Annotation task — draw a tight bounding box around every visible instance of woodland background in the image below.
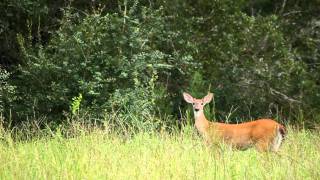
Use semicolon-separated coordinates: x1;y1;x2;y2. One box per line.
1;0;320;129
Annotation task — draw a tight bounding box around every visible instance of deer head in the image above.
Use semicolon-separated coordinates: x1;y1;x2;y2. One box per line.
183;92;213;117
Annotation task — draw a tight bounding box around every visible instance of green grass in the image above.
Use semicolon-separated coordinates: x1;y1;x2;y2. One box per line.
0;126;319;179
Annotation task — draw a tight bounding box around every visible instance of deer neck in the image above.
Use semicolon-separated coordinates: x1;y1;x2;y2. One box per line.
194;110;210;135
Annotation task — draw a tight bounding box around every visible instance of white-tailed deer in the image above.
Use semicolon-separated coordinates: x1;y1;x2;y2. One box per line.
183;92;286;152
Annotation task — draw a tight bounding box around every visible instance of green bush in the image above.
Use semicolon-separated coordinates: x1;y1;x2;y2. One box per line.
0;67;15;114
4;0;320;127
14;6;196;123
164;1;315;122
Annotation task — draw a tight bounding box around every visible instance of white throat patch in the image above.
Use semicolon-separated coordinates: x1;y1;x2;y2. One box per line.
194;110;203;118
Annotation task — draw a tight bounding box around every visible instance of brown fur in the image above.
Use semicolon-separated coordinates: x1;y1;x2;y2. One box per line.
183;92;286;152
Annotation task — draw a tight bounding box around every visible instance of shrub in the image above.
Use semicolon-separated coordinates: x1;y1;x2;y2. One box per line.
167;1;312;122
0;67;15;115
8;1;320;127
14;6;196;124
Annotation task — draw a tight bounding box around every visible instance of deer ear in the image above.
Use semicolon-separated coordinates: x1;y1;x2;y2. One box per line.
203;93;213;104
183;92;194;103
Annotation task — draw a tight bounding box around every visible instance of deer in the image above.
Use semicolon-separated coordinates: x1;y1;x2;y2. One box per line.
183;92;286;152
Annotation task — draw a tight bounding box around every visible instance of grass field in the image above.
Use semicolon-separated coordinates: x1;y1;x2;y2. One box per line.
0;125;319;179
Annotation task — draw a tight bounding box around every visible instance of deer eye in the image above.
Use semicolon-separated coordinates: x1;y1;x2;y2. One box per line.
201;103;204;105
192;103;195;105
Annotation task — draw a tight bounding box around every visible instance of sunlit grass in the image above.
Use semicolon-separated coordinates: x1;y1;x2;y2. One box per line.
0;125;319;179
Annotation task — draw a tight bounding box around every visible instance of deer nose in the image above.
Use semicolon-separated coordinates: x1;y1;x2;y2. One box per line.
194;108;199;112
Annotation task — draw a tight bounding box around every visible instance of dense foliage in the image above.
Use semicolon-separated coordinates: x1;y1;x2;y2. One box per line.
0;67;15;114
1;0;319;127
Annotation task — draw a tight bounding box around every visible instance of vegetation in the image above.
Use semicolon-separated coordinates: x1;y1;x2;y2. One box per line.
1;1;319;178
0;0;319;127
0;121;319;179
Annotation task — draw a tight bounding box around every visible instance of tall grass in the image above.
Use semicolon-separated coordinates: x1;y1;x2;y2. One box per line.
0;120;319;179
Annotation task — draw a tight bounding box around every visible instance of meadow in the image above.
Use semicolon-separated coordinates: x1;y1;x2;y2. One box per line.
1;1;320;179
0;123;319;179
